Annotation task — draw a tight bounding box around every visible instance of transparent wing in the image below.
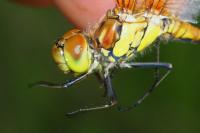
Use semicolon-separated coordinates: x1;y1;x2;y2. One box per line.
114;0;200;23
163;0;200;23
178;0;200;23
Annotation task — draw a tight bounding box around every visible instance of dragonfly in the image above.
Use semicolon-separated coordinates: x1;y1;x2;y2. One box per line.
31;0;200;116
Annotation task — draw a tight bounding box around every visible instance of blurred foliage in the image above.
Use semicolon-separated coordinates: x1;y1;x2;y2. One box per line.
0;1;200;133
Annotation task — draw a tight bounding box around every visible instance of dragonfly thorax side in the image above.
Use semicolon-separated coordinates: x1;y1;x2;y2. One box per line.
95;9;169;62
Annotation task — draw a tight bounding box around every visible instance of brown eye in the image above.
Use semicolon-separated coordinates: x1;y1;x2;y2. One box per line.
64;34;86;60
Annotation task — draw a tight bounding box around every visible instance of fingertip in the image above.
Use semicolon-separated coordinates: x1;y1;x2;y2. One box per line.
54;0;115;29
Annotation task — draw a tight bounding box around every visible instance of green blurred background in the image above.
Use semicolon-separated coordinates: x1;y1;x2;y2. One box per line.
1;1;200;133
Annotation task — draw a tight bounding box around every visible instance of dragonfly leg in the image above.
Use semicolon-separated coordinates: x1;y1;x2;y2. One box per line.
118;62;172;112
94;72;107;97
155;42;160;81
29;73;89;89
66;74;118;117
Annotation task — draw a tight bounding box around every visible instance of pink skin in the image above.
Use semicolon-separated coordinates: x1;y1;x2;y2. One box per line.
14;0;115;29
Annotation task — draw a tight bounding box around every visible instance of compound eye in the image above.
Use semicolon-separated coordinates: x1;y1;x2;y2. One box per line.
65;34;85;60
52;43;69;73
63;32;92;73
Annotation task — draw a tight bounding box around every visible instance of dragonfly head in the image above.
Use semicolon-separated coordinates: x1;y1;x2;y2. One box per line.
52;29;93;74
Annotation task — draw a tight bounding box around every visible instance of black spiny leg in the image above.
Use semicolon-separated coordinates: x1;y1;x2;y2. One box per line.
29;73;89;89
66;74;118;117
104;74;118;104
118;62;172;112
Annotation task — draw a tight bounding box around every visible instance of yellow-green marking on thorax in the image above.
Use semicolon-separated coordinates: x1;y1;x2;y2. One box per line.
113;21;147;57
137;16;164;52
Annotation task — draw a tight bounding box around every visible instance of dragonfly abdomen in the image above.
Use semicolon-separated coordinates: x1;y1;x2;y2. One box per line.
167;19;200;42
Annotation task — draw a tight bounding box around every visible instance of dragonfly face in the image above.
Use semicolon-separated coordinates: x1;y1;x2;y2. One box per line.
32;0;200;116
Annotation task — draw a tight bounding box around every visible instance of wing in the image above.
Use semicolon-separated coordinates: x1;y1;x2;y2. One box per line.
115;0;200;23
178;0;200;23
